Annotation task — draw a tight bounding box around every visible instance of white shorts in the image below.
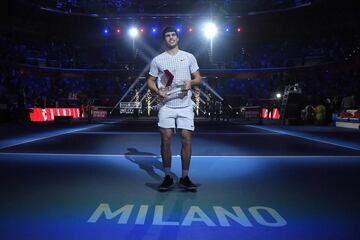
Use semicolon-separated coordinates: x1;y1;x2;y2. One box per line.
158;105;194;131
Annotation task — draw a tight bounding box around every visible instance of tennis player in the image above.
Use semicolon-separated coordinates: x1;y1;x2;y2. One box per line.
147;26;201;191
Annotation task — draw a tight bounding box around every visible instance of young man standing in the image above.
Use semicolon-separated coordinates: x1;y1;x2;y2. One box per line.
147;26;201;191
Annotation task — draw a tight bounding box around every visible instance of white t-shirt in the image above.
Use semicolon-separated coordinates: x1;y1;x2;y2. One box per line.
149;50;199;108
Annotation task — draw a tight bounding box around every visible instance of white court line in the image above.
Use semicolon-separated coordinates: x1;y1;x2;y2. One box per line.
0;152;359;158
246;125;360;151
0;124;103;150
75;131;158;135
74;131;281;135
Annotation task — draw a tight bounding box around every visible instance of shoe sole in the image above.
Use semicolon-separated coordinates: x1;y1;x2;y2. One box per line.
158;184;174;192
179;183;197;191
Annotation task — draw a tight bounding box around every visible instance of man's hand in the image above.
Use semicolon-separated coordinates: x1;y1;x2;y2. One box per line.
183;80;192;90
157;88;166;98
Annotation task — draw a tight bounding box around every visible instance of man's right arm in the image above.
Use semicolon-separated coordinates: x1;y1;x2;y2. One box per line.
147;75;166;98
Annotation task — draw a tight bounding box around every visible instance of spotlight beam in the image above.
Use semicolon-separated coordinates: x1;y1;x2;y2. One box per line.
201;78;224;101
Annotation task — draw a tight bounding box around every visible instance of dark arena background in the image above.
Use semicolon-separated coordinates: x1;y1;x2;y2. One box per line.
1;1;360;239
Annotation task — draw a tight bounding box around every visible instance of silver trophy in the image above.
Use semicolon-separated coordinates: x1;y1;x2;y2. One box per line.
161;69;186;97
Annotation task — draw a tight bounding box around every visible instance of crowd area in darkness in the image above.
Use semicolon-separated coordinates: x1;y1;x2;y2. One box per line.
0;2;359;123
1;32;358;70
0;59;358;123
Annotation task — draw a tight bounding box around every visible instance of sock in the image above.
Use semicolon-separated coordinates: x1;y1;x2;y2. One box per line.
164;168;171;177
182;170;189;178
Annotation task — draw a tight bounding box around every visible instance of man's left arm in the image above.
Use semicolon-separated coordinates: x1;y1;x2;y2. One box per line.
183;70;201;90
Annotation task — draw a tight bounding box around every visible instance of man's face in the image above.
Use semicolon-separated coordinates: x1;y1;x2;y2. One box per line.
164;31;179;49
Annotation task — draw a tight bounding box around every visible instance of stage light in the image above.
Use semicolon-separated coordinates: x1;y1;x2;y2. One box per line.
225;27;230;32
176;28;181;33
104;28;109;34
276;93;282;99
140;27;145;33
116;28;121;33
129;27;139;38
152;28;157;33
236;27;241;32
203;22;218;39
188;27;193;33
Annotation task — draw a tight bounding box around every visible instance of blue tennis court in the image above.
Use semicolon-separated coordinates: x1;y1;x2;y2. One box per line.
1;119;359;240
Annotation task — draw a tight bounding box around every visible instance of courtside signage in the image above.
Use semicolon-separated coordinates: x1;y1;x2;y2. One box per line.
29;108;80;122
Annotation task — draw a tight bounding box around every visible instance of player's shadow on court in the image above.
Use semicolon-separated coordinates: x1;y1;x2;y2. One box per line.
124;148;178;190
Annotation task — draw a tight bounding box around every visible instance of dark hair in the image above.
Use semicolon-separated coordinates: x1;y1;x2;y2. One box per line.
162;26;178;39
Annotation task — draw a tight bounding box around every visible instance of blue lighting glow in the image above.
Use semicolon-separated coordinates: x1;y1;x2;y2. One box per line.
104;28;109;34
152;28;157;33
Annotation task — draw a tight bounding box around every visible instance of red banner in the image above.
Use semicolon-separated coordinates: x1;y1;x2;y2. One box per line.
262;108;280;120
29;108;80;122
